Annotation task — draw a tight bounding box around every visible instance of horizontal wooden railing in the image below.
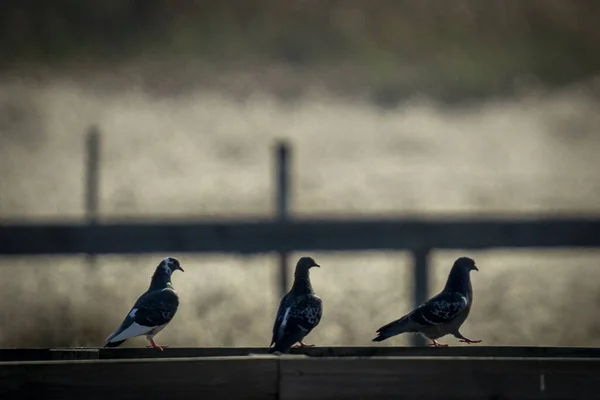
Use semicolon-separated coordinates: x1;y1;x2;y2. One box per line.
2;217;600;254
1;347;600;400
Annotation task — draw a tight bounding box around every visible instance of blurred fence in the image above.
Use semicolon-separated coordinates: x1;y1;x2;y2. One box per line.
2;127;600;346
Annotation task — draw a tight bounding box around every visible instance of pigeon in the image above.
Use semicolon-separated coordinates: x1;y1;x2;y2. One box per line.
103;257;184;350
269;256;323;354
372;256;481;347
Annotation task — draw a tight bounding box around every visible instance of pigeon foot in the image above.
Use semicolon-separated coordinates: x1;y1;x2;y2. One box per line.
146;338;164;351
145;345;167;350
459;338;482;344
427;340;449;347
291;341;315;349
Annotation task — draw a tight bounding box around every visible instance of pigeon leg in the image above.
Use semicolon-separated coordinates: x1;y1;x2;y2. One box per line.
427;340;449;347
455;332;482;344
146;338;164;351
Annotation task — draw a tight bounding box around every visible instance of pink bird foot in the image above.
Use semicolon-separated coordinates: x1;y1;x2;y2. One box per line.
291;341;315;349
459;338;482;344
146;338;164;351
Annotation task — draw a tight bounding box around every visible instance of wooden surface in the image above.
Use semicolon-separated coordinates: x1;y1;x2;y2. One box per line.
0;348;100;362
280;356;600;400
2;346;600;362
2;218;600;255
0;356;278;400
1;353;599;400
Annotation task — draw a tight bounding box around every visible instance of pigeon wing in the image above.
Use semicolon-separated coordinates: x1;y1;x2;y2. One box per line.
410;291;468;327
270;292;293;347
105;288;180;346
133;287;180;327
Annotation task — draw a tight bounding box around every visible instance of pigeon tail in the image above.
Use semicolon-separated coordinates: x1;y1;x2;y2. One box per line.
372;315;413;342
268;345;285;354
103;340;125;348
269;340;296;354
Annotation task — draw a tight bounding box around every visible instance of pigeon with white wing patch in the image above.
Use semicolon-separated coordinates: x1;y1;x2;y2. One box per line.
372;256;481;347
269;256;323;354
103;257;184;350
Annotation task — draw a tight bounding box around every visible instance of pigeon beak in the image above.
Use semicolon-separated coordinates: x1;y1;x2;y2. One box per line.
177;266;185;272
473;265;479;272
313;263;320;268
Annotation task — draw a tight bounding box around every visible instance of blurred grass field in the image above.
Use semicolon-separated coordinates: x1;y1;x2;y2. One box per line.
2;250;600;348
1;80;600;348
2;1;600;103
1;1;600;348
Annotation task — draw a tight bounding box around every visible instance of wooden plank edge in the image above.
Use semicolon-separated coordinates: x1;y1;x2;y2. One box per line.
2;346;600;362
2;354;600;367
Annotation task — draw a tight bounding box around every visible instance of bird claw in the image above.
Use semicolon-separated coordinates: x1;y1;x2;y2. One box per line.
146;338;164;351
428;342;449;347
459;339;482;344
291;341;315;349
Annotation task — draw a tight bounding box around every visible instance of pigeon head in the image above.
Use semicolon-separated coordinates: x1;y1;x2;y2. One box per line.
443;256;477;294
292;256;320;294
159;257;185;274
294;256;320;277
150;257;184;288
454;257;478;272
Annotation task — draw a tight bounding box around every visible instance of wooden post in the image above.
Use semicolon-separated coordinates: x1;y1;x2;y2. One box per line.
85;126;100;268
411;249;430;347
275;141;290;299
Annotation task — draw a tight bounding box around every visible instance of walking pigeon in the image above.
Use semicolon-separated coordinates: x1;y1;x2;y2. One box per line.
269;256;323;354
372;256;481;347
103;257;184;350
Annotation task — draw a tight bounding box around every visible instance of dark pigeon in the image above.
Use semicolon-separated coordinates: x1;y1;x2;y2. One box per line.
104;257;184;350
372;256;481;347
269;256;323;354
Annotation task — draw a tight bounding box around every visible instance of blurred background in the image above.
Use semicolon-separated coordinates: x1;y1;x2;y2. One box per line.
1;0;600;348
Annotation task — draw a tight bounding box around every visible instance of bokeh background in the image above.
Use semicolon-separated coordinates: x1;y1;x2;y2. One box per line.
1;0;600;348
